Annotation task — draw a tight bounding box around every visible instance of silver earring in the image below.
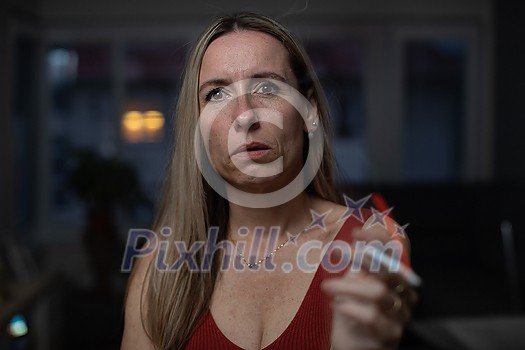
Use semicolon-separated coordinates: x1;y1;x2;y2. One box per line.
308;121;317;138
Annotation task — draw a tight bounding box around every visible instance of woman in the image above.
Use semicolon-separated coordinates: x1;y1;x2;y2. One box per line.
122;12;417;350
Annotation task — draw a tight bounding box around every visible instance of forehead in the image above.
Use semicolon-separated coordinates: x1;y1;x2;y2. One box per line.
199;30;294;82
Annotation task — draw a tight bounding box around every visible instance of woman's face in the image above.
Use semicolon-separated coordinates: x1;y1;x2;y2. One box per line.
198;30;315;194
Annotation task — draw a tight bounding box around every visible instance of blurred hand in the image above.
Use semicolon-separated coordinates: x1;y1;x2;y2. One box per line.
322;217;418;350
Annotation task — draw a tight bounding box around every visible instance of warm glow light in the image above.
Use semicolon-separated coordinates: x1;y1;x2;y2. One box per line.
122;111;144;132
143;110;165;131
121;109;165;143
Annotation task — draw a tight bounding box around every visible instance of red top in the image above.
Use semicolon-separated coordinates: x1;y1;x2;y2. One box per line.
184;214;408;349
186;209;409;350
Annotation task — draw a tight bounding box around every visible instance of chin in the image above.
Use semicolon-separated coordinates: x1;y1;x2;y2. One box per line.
228;169;304;194
229;174;281;193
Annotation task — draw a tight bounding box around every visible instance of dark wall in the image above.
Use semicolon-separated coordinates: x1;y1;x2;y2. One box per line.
0;1;15;235
344;3;525;312
344;182;525;317
495;0;525;182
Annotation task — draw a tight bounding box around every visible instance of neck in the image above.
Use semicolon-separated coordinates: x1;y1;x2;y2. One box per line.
228;192;314;239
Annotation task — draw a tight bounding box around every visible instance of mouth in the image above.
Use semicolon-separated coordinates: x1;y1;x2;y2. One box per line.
231;141;272;158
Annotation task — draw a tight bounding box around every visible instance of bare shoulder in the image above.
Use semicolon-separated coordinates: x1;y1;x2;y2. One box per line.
121;253;155;350
313;195;412;258
359;207;412;263
309;196;349;239
311;196;348;222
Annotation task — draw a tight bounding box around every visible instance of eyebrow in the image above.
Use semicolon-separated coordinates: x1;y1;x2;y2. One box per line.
198;72;288;94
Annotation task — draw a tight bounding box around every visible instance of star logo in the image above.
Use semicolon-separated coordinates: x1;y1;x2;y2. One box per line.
309;209;331;231
392;223;409;239
286;232;299;246
339;194;372;223
364;207;393;230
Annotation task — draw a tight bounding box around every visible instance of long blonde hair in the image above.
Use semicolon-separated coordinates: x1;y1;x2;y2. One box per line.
144;12;337;349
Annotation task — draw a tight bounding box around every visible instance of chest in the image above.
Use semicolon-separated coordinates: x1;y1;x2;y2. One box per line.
207;218;348;349
209;257;319;349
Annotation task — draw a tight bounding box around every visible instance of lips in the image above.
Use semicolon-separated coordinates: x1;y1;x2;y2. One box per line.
231;141;271;156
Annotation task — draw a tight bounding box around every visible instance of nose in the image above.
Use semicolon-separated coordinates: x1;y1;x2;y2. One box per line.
233;95;260;132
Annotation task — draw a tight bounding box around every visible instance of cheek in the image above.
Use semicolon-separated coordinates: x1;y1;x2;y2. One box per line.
282;114;305;157
207;118;232;160
199;102;233;149
283;111;306;141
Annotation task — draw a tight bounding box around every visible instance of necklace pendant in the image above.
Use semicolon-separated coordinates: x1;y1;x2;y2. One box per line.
239;223;315;270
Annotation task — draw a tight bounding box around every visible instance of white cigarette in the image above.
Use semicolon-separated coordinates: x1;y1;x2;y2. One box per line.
363;246;422;287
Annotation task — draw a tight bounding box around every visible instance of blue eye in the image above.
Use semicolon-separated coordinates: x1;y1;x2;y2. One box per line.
205;87;226;102
255;82;279;95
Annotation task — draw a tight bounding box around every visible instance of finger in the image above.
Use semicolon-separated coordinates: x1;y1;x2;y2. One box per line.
332;297;404;346
363;267;418;308
322;274;387;304
364;269;418;313
385;289;412;324
384;271;418;308
349;232;405;273
322;276;413;323
346;240;420;293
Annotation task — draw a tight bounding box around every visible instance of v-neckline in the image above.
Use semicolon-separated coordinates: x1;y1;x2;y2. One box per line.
208;217;354;349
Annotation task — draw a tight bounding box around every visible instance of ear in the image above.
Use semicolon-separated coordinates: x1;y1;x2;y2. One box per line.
303;87;319;133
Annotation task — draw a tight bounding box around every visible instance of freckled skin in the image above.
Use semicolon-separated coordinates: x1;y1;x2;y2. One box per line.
199;31;307;194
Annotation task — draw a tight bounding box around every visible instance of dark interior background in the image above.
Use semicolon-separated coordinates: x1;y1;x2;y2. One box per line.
1;0;524;349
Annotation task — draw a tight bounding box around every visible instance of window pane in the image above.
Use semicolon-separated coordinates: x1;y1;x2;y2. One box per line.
121;43;186;199
306;40;366;183
47;44;114;221
403;39;465;182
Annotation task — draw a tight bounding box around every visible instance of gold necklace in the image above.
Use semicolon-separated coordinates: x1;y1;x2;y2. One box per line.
238;224;316;269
